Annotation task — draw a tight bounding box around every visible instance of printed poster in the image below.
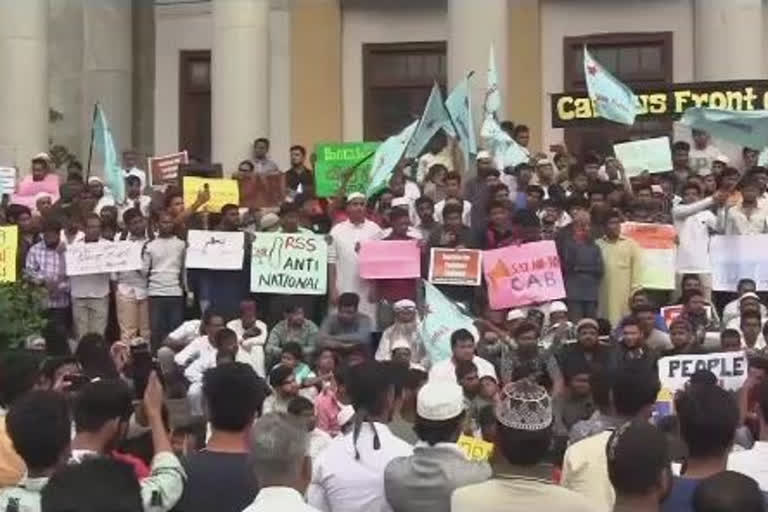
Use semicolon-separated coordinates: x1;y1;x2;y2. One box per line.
250;233;327;295
428;248;482;286
621;222;677;290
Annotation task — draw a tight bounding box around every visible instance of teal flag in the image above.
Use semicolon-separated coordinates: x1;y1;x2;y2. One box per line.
446;75;478;171
420;280;479;364
584;46;637;126
680;107;768;150
484;44;501;119
404;83;455;159
93;104;125;203
366;120;418;198
480;114;528;169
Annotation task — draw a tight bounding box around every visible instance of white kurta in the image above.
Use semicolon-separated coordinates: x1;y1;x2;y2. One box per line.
328;219;382;325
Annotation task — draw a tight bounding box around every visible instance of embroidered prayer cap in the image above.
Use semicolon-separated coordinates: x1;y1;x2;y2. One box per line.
495;380;552;432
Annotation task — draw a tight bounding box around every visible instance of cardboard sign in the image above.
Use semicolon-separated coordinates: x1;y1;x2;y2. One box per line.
148;151;188;186
65;241;143;276
621;222;677;290
658;351;748;393
238;172;286;209
711;234;768;291
661;304;713;327
457;435;494;462
250;233;327;295
0;167;16;197
482;241;565;310
182;177;240;213
428;248;482;286
551;79;768;127
314;142;380;198
358;240;420;279
185;230;244;270
613;137;673;176
0;225;18;282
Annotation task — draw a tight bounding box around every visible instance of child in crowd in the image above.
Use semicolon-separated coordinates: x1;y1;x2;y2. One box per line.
263;364;300;414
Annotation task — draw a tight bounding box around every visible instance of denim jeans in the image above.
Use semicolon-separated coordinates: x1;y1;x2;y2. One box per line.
149;296;184;352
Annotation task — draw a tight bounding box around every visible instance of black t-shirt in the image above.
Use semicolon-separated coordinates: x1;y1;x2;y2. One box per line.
174;451;257;512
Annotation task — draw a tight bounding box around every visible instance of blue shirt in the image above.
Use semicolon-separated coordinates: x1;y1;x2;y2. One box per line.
661;476;701;512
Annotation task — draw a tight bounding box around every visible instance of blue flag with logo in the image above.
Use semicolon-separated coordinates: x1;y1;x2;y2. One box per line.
584;46;637;126
681;107;768;151
366;120;418;198
420;280;479;364
404;83;455;160
93;104;125;204
446;75;478;171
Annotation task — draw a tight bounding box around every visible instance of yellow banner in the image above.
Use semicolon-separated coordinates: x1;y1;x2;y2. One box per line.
457;434;494;462
183;177;240;213
0;225;18;283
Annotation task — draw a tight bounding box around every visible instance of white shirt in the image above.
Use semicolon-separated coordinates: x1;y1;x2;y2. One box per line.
723;299;768;327
125;167;148;190
728;441;768;491
416;150;453;183
428;356;497;383
722;204;768;235
116;235;149;300
174;334;213;367
243;486;320;512
183;347;254;383
328;220;382;322
117;195;152;224
94;193;116;214
725;317;768;350
673;197;718;273
308;422;413;512
434;199;472;227
226;318;268;377
689;145;720;175
309;428;333;460
168;319;202;346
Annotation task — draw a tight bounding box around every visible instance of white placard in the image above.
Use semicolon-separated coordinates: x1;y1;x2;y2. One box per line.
65;241;143;276
0;167;16;196
658;351;748;393
711;234;768;291
186;230;244;270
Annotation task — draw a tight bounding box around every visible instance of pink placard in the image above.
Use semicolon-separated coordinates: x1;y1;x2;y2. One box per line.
359;240;421;279
482;240;565;310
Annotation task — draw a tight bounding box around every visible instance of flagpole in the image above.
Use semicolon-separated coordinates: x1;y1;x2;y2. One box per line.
85;103;98;182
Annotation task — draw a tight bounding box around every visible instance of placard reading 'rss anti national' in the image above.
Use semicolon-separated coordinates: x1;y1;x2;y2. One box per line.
250;233;327;295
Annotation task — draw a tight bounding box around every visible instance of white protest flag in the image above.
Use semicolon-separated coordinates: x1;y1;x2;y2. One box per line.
366;120;418;198
420;280;479;364
445;74;478;170
484;45;501;119
404;83;456;160
584;46;638;126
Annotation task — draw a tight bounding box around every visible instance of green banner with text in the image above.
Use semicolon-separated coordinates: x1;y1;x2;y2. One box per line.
314;142;380;198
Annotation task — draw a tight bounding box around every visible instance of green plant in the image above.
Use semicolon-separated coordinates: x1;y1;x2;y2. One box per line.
0;281;47;351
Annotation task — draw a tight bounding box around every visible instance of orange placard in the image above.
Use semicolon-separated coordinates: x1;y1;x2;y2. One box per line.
428;248;482;286
621;222;677;250
148;151;188;186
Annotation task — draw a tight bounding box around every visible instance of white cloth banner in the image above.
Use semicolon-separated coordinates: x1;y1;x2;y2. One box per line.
185;230;244;270
658;351;747;392
711;234;768;291
65;241;142;276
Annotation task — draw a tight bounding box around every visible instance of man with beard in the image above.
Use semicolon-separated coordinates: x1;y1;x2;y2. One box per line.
25;217;71;355
375;300;427;367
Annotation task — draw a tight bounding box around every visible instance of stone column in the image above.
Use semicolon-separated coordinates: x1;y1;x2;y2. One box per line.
81;0;133;161
447;0;509;131
0;0;49;168
133;0;156;158
694;0;765;80
212;0;269;173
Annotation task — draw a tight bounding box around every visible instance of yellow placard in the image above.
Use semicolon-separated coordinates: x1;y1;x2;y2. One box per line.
0;225;18;283
457;434;494;462
183;177;240;213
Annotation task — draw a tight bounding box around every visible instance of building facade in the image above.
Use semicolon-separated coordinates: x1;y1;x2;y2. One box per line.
1;0;766;175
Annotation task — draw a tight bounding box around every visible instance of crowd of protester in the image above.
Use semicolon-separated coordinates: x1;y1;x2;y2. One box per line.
2;124;768;512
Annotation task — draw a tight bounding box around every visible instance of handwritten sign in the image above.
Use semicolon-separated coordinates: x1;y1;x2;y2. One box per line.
250;233;327;295
0;225;18;282
428;248;482;286
183;177;240;213
314;142;380;198
359;240;420;279
658;351;747;392
621;222;677;290
65;241;143;276
710;235;768;291
238;172;286;209
482;241;565;310
613;136;673;176
186;230;244;270
457;435;494;462
0;167;16;197
148;151;188;186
